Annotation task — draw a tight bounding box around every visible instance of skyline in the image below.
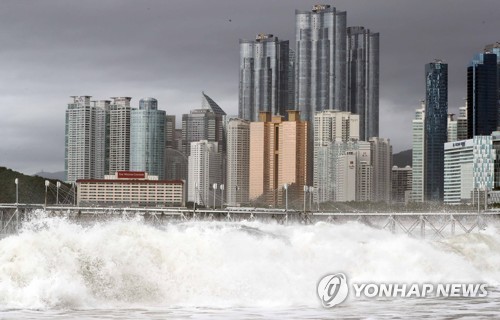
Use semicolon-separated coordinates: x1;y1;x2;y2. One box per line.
1;0;500;174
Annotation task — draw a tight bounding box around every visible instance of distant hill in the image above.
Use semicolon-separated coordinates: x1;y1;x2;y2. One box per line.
34;170;66;181
0;167;67;204
393;149;412;168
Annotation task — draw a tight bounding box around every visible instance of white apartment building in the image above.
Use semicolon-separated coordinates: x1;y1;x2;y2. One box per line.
314;110;361;202
65;96;106;182
108;97;131;174
188;140;223;207
411;101;425;202
316;140;372;202
447;113;457;143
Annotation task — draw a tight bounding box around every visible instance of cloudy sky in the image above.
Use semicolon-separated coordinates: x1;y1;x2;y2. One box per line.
0;0;499;175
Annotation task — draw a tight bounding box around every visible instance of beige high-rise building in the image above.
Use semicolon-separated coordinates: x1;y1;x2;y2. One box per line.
334;141;372;202
336;151;357;202
226;118;250;206
369;137;392;202
249;111;308;208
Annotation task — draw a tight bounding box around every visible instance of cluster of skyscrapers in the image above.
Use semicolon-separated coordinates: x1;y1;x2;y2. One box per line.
65;96;166;182
239;4;379;141
65;4;395;208
233;4;390;207
409;42;500;204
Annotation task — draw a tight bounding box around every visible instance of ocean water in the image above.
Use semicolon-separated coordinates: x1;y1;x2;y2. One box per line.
0;211;499;319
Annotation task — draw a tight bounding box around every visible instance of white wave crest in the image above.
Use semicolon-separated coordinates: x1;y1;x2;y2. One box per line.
0;213;499;309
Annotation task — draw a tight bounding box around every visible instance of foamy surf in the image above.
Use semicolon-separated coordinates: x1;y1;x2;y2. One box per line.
0;210;499;310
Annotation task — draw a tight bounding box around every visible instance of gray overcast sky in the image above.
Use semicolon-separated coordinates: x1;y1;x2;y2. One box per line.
0;0;499;174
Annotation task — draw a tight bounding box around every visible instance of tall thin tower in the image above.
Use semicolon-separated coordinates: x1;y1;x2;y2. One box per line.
130;98;166;178
295;4;347;123
347;26;379;140
411;101;425;202
239;34;289;121
424;60;448;201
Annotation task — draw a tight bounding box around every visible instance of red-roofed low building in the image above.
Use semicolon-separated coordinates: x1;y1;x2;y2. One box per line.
76;171;184;207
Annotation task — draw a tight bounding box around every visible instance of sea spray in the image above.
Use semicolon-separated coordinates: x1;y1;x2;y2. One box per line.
0;211;499;309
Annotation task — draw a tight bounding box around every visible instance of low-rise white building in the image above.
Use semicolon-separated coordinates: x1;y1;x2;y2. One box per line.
77;171;184;207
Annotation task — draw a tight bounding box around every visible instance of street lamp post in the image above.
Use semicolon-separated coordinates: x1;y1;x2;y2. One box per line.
485;186;488;211
309;186;314;211
14;178;19;205
235;185;239;206
213;183;218;209
477;187;480;213
14;178;19;231
284;184;288;212
194;182;198;211
44;180;50;208
56;181;61;205
316;187;320;211
220;184;225;209
303;185;307;213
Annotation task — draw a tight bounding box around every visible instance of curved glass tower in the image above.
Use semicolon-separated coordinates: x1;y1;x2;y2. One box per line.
239;34;289;122
130;98;166;178
347;26;379;140
424;61;448;201
295;4;347;122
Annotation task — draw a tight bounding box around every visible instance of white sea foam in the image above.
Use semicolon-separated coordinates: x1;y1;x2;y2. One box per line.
0;210;499;309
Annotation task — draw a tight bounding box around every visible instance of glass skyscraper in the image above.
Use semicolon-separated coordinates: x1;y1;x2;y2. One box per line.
484;42;500;130
182;93;226;156
130;98;166;179
239;34;290;122
424;61;448;201
467;52;498;138
295;4;347;123
347;26;379;140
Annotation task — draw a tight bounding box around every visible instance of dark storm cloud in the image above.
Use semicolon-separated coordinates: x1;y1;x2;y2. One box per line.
1;0;499;174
